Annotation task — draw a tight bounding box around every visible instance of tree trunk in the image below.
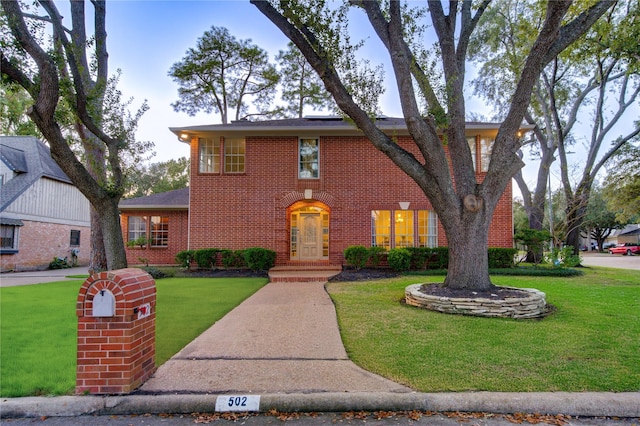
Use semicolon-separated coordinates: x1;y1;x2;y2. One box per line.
88;207;108;274
441;204;493;291
97;199;127;271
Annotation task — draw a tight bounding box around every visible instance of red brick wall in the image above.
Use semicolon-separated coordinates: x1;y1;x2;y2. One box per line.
1;220;90;272
119;210;189;266
186;134;513;265
76;268;156;394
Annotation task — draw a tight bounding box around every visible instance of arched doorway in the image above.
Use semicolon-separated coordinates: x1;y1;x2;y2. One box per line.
289;203;329;261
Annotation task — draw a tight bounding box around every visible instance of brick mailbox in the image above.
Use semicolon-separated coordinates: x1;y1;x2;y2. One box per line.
76;268;156;394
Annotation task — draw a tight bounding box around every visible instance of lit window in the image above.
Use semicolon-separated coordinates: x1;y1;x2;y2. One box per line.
371;210;391;250
128;216;147;242
480;138;494;172
394;210;414;248
224;138;245;173
150;216;169;247
299;138;319;179
199;138;220;173
418;210;438;248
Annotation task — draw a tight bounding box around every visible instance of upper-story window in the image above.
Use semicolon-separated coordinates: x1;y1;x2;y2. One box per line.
467;136;477;171
199;138;220;173
299;137;319;179
480;138;494;172
224;138;245;173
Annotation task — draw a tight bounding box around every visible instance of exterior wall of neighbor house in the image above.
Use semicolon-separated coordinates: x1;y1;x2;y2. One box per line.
1;177;91;272
186;133;513;266
119;209;189;266
0;220;91;272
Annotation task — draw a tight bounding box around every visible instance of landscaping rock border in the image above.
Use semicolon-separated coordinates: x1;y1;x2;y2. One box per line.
404;284;547;319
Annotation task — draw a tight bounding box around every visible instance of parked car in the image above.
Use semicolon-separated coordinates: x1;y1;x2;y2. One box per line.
608;243;640;255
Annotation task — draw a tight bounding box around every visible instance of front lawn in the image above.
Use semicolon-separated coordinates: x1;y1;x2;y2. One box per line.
326;266;640;392
0;277;267;397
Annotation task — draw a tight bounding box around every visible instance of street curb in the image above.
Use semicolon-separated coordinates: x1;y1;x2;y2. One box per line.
2;392;639;419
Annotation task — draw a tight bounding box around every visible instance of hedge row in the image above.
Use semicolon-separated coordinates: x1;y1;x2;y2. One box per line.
175;247;276;272
344;246;518;272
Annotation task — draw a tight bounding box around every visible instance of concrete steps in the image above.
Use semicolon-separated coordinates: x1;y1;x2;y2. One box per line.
268;262;342;283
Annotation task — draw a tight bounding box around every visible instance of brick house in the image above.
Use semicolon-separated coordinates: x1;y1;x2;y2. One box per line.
119;187;189;266
120;116;516;267
1;136;91;272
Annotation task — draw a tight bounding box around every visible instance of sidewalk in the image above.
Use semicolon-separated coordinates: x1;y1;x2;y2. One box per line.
0;267;89;287
1;271;639;419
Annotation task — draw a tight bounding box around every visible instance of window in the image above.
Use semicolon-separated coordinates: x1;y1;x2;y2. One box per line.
371;210;391;250
150;216;169;247
1;225;18;252
224;138;245;173
128;216;147;242
480;138;494;172
199;138;220;173
467;136;477;171
418;210;438;248
70;230;81;246
394;210;414;248
371;209;438;250
299;138;319;179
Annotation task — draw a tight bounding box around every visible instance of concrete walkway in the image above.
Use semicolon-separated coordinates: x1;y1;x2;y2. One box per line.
140;280;411;394
0;267;90;287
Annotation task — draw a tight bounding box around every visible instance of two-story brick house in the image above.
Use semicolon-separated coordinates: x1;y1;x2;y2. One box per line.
120;116;516;267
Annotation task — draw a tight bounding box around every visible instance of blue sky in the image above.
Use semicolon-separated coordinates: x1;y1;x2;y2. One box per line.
97;1;636;196
105;1;296;162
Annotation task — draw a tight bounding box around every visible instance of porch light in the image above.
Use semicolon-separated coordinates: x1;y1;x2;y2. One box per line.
399;201;410;210
179;133;189;141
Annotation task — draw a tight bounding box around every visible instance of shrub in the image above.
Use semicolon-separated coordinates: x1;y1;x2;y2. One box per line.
344;245;370;270
368;246;386;268
194;248;220;269
488;248;518;268
143;267;167;279
48;257;70;270
221;250;246;268
388;248;411;272
406;247;430;270
175;250;195;269
126;236;149;249
429;247;449;269
243;247;276;271
547;246;582;268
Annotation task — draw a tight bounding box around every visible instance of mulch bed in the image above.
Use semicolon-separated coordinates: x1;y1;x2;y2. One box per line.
416;283;530;300
328;268;400;282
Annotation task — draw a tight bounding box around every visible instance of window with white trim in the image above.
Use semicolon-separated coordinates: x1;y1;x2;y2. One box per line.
150;216;169;247
394;210;414;248
299;138;319;179
371;210;391;250
199;138;220;173
480;137;494;172
128;216;147;242
467;136;477;171
224;138;245;173
418;210;438;248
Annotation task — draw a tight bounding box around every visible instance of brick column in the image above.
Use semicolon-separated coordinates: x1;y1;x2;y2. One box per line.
76;268;156;394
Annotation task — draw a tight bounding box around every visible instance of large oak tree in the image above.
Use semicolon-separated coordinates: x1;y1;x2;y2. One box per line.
252;0;614;290
1;0;142;271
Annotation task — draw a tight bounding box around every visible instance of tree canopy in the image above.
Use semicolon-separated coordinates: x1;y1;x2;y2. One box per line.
252;0;613;290
169;26;280;123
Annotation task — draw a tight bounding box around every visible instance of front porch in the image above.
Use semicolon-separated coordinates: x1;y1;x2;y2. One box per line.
268;261;342;283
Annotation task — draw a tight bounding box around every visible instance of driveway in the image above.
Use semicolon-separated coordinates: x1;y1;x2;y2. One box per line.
0;267;89;287
580;252;640;271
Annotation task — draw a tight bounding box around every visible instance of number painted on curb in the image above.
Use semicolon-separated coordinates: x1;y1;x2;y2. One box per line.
215;395;260;412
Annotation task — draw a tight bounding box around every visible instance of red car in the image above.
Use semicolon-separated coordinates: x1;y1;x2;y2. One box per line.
608;243;640;255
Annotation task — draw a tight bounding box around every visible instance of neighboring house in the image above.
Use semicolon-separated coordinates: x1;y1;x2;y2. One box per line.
1;136;90;272
603;224;640;247
118;187;189;266
120;117;518;266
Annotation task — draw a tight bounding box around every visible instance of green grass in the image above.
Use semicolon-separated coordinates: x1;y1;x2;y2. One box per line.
0;277;267;397
326;266;640;392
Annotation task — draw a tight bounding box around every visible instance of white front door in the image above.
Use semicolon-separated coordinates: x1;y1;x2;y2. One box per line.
299;213;322;260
